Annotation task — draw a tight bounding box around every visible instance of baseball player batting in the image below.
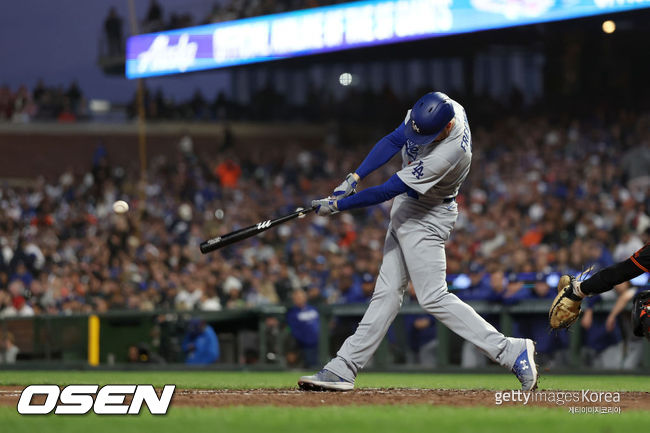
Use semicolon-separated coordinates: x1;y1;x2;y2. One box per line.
550;241;650;338
298;92;538;392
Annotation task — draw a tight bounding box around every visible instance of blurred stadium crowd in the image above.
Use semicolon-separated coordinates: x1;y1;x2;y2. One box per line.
0;78;405;125
0;81;85;123
130;84;416;125
0;102;648;367
0;79;518;128
103;0;359;56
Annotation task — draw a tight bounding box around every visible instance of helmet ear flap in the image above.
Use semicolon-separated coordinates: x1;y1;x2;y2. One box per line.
631;290;650;340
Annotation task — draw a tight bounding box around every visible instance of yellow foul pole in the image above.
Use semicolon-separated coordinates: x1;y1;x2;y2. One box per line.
87;315;100;366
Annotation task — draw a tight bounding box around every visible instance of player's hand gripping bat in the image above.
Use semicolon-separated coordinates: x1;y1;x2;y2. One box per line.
200;207;314;254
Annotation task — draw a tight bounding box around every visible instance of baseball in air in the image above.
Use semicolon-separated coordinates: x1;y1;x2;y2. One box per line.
112;200;129;214
296;207;306;218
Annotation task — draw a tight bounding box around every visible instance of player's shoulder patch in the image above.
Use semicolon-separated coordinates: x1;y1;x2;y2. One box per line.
403;109;411;126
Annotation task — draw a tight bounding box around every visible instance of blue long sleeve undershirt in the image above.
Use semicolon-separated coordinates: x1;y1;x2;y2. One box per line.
355;124;406;179
337;174;411;211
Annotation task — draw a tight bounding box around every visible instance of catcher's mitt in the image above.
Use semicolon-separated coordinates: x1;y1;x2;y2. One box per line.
549;275;583;329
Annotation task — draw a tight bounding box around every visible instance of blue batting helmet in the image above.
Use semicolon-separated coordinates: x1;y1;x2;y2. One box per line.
404;92;455;145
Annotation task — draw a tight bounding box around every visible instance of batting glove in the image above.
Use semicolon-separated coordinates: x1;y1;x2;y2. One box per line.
332;173;359;198
312;198;339;216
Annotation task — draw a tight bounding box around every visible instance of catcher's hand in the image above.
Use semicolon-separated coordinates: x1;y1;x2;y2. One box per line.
549;275;583;329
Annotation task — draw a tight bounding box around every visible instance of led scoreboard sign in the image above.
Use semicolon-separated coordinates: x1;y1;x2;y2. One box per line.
126;0;650;78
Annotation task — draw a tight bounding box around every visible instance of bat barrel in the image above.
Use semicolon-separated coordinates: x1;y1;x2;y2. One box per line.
199;238;221;254
200;207;313;254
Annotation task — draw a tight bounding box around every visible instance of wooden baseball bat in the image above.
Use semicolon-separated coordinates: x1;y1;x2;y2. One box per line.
200;207;315;254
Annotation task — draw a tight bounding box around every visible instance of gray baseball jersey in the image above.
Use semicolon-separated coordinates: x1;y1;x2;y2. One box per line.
324;97;526;381
396;100;472;204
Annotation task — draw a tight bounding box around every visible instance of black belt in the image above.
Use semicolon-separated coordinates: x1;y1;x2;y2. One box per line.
442;197;456;203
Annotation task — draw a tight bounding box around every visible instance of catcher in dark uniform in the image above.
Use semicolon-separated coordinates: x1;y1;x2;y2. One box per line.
549;242;650;340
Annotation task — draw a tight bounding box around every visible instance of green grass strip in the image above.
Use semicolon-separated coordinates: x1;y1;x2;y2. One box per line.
0;371;648;391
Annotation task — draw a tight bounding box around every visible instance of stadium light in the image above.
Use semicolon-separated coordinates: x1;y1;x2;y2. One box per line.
602;20;616;34
339;73;353;86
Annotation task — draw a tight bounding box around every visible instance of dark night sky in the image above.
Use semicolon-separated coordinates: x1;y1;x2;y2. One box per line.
0;0;230;104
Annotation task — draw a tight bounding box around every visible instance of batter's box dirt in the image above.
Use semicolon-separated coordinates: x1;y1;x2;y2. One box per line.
171;388;650;409
1;387;648;410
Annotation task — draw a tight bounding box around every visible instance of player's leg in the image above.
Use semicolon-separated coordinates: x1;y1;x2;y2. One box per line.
298;227;408;390
592;342;624;370
396;209;537;390
401;236;524;368
325;228;409;379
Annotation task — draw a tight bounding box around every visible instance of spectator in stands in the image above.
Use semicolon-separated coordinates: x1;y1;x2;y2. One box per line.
581;295;624;369
358;272;375;304
455;268;528;366
200;288;222;311
32;80;46;102
246;277;280;306
57;99;77;123
1;81;84;122
614;231;645;263
223;276;245;309
0;281;34;318
404;314;438;366
214;158;242;188
455;268;504;367
10;85;36;123
286;289;320;367
127;343;165;363
182;319;219;364
10;264;33;288
513;275;569;367
621;139;650;197
403;285;437;366
0;292;10;318
144;0;164;32
0;291;34;318
603;282;647;370
175;280;204;311
168;12;193;30
0;86;11;120
65;81;83;114
104;7;123;56
0;332;19;364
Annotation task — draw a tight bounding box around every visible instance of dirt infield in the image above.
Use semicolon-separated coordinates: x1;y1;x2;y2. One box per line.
1;386;648;410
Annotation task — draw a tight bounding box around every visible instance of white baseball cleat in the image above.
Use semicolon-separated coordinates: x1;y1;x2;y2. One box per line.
511;339;538;391
298;369;354;391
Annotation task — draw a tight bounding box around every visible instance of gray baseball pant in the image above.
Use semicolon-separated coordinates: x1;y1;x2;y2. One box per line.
325;202;524;382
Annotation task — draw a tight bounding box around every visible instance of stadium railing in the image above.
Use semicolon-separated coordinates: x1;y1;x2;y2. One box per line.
1;302;648;371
